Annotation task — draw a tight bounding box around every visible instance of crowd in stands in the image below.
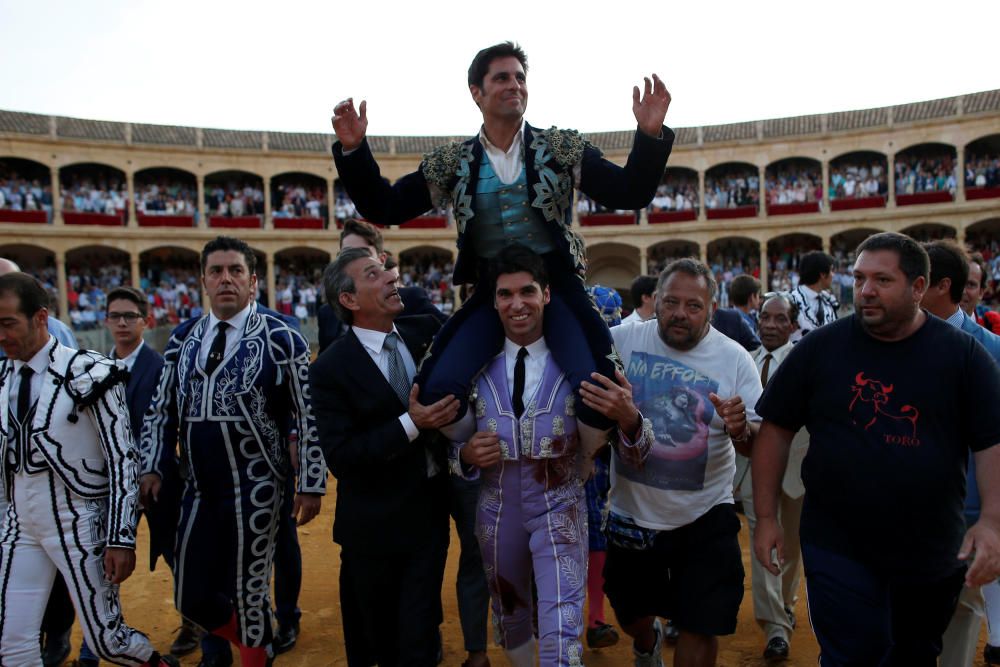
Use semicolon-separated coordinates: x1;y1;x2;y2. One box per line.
704;167;759;209
273;183;327;219
894;153;957;195
765;164;822;208
830;159;888;200
577;192;634;216
61;174;128;216
136;179;197;217
0;171;53;219
206;181;264;217
649;180;698;212
399;258;456;315
140;268;204;326
966;154;1000;189
274;264;324;322
67;263;130;330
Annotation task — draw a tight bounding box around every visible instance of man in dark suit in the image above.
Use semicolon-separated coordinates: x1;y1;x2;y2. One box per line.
310;246;459;666
711;305;761;352
318;218;447;353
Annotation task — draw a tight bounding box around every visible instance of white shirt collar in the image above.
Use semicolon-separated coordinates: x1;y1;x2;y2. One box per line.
478;120;525;158
13;335;55;376
504;335;548;360
352;324;404;356
207;301;254;335
111;339;145;371
799;284;820;301
757;340;793;360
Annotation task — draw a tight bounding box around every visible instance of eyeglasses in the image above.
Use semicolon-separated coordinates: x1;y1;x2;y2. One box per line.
107;312;143;323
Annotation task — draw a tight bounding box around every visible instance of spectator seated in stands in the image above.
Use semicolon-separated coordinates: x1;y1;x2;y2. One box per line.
273;183;327;219
136;179;197;216
765;166;821;208
894;153;957;195
61;175;127;215
965;154;1000;190
206;181;264;217
0;170;53;219
830;160;887;200
648;182;697;212
705;168;759;209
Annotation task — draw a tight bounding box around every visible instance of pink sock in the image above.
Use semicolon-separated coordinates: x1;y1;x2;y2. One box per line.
238;645;270;667
211;612;240;644
588;551;607;628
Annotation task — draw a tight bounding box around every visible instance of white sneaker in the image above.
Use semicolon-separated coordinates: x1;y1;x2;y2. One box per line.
632;617;664;667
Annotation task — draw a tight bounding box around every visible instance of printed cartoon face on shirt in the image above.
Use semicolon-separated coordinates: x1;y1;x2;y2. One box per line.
621;351;718;490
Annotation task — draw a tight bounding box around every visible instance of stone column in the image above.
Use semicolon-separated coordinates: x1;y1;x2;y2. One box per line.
55;248;69;323
638;208;649;226
639;248;648;276
126;170;137;228
130;254;140;289
821;160;830;213
264;177;273;230
956;145;966;202
759;244;768;291
52;167;63;226
698;169;707;221
197;176;207;228
887;153;896;208
758;166;767;217
265;252;276;309
699;242;708;263
327;178;335;229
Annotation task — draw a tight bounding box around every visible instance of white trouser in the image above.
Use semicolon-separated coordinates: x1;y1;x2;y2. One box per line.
0;469;154;667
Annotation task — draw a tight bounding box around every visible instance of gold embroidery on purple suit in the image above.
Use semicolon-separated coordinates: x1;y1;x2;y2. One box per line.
487;418;498;433
552;416;565;437
565;394;575;416
476;397;487;418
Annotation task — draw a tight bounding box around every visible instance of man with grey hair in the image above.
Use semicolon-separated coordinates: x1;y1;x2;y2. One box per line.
581;257;763;667
310;246;458;666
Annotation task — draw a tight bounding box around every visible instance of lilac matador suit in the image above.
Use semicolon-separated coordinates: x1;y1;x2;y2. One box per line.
450;344;588;667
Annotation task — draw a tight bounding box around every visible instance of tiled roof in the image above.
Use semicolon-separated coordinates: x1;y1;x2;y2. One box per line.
56;116;125;142
893;97;957;124
963;90;1000;115
132;123;197;146
828;107;887;132
1;89;998;155
202;128;262;150
703;121;757;143
0;110;49;135
763;114;823;138
269;131;330;153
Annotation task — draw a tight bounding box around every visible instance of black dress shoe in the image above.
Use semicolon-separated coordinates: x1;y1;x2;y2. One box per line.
42;629;72;667
764;636;790;662
273;620;299;654
170;619;203;656
986;643;1000;665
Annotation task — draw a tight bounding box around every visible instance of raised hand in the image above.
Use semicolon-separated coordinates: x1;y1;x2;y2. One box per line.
631;73;671;139
331;97;368;151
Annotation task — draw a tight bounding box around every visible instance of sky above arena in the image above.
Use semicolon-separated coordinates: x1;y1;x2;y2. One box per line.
1;0;997;137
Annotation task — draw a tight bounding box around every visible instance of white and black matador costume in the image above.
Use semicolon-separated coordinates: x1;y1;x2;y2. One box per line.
0;337;163;665
141;303;325;650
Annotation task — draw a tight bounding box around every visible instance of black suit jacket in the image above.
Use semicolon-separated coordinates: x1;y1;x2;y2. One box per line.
711;307;762;353
317;288;447;353
125;343;177;570
310;315;448;553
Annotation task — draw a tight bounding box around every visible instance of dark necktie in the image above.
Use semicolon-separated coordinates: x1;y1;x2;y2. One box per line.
17;365;33;424
512;347;528;418
760;353;773;387
205;321;230;376
816;300;826;326
383;332;411;406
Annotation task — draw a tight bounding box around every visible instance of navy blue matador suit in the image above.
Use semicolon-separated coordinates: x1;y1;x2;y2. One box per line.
140;303;325;650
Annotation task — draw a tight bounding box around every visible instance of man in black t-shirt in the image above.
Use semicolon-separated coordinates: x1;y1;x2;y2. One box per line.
752;232;1000;666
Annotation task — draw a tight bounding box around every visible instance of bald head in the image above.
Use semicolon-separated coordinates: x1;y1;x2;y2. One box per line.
0;258;20;275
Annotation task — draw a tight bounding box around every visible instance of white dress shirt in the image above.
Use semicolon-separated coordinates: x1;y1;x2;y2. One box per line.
8;336;54;419
352;324;439;476
111;340;145;372
504;336;550;409
479;122;527;185
199;302;253;368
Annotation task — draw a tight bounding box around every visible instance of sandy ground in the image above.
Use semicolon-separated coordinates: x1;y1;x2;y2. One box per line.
68;494;991;666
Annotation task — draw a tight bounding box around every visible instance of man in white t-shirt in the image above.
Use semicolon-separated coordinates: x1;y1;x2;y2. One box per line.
581;258;762;667
622;275;657;325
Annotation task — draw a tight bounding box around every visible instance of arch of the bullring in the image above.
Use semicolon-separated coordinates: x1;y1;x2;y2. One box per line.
2;91;999;320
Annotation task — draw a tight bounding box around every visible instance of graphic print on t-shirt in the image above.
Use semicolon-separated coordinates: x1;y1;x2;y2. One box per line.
849;371;921;444
622;351;718;490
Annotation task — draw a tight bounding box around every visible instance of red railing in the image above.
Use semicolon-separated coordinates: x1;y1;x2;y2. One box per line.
0;210;47;223
766;202;820;216
137;214;195;227
274;217;325;230
64;211;125;226
400;216;448;229
967;187;1000;201
707;206;758;220
649;210;697;224
210;215;261;228
896;191;953;206
830;196;886;211
580;213;636;226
